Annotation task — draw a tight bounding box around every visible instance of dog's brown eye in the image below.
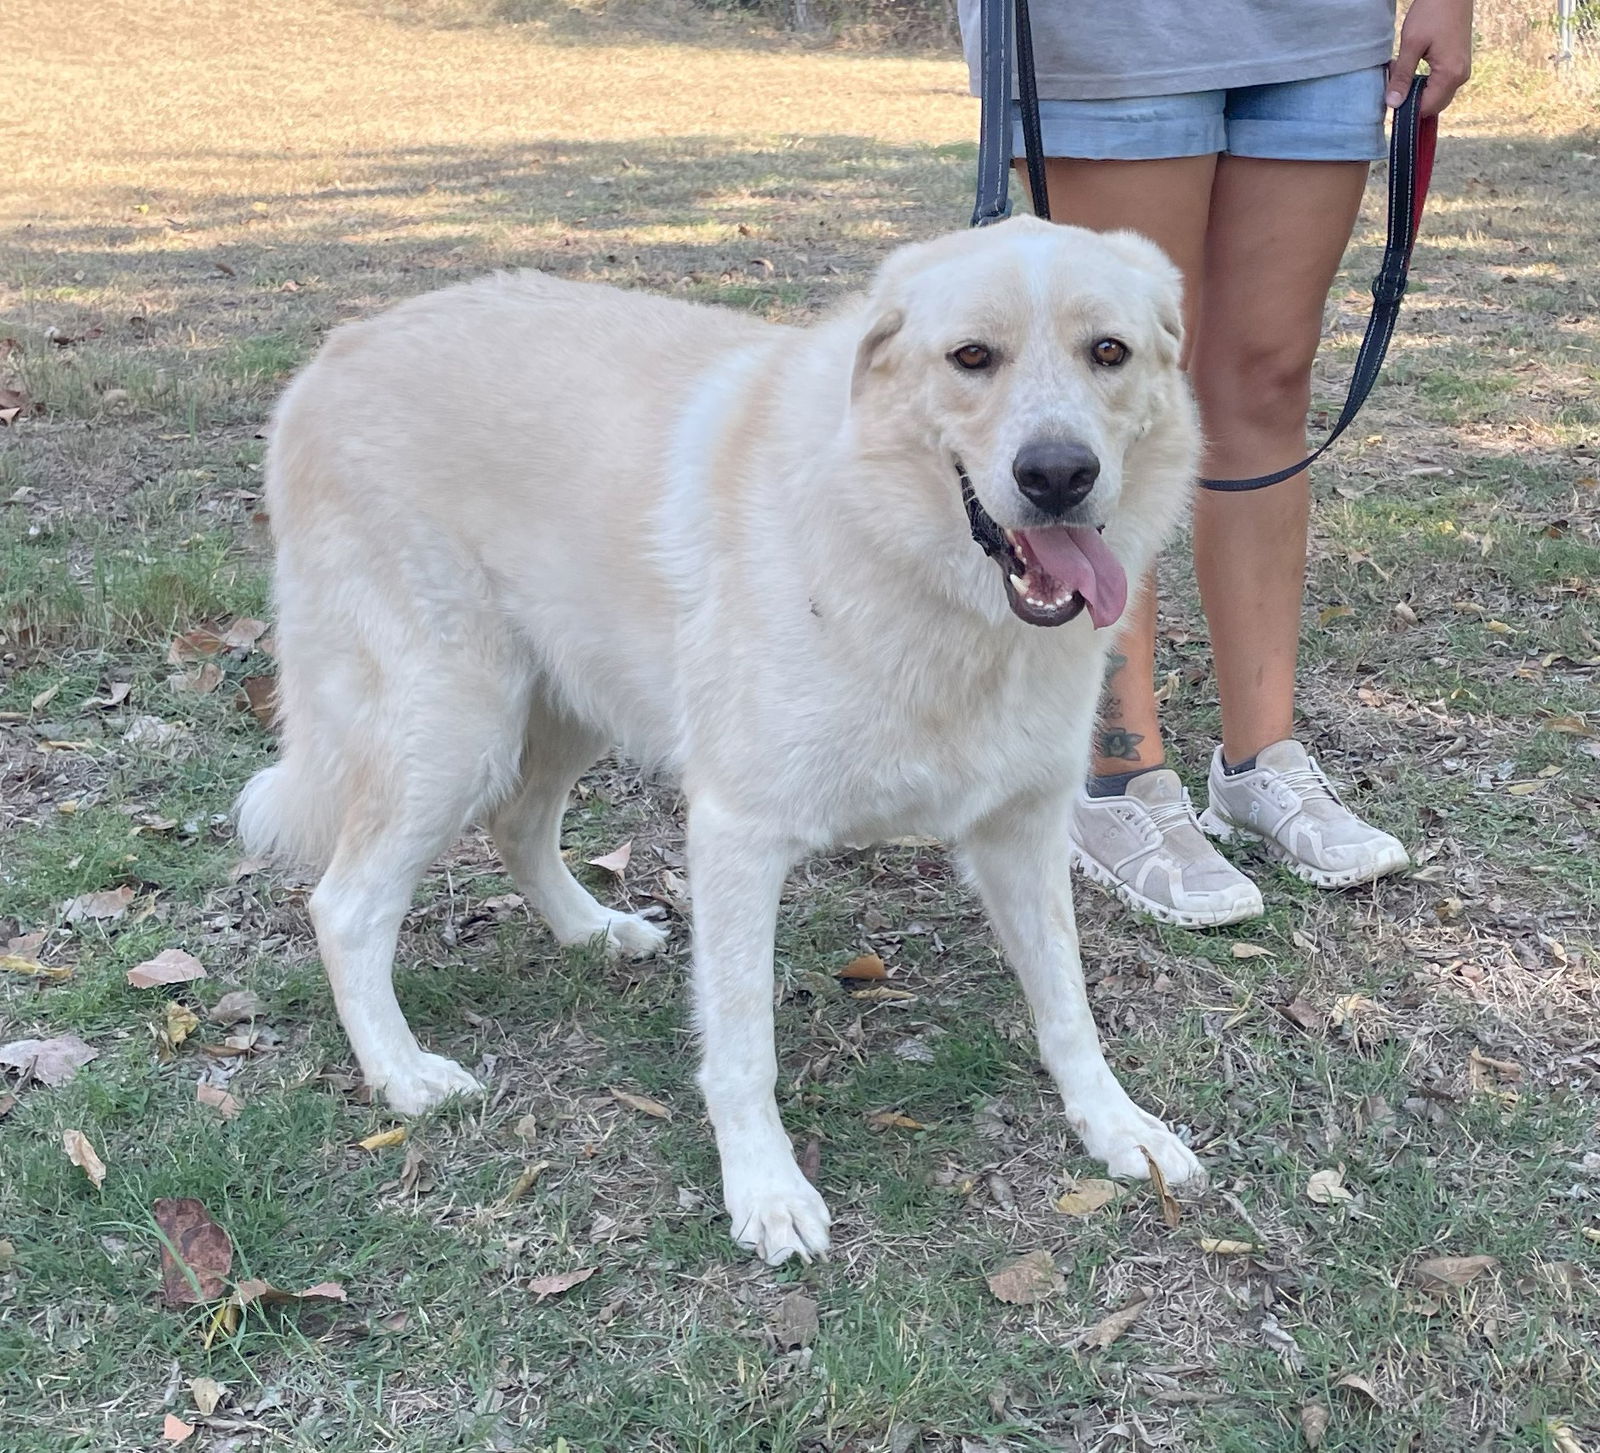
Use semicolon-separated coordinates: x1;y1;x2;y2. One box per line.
951;343;993;371
1092;337;1129;367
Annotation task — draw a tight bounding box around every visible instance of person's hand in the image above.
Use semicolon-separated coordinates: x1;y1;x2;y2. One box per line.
1388;0;1474;117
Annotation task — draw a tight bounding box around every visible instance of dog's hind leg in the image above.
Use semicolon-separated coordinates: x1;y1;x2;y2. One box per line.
960;790;1205;1190
488;704;667;959
309;691;522;1117
687;797;831;1265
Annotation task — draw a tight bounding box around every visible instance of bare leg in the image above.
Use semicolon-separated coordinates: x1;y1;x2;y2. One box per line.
1028;156;1216;776
489;704;667;957
686;796;830;1264
960;790;1203;1186
1191;157;1370;763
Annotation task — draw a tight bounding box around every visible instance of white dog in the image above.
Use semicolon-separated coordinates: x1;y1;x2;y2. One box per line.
238;215;1203;1263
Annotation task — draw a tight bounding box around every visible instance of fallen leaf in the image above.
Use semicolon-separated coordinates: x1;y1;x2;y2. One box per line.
228;856;271;883
848;985;918;1002
1335;1372;1382;1406
394;1144;434;1195
128;949;206;988
1141;1146;1181;1229
586;841;632;876
1231;943;1275;959
838;953;887;981
358;1126;407;1152
188;1377;226;1417
63;885;135;922
237;677;279;730
528;1266;596;1301
1200;1237;1259;1255
30;682;62;711
196;1083;243;1119
208;990;264;1025
1280;997;1323;1031
154;1198;234;1304
1080;1290;1151;1349
867;1110;928;1131
83;681;133;710
63;1129;106;1188
799;1137;822;1184
985;1249;1063;1306
0;1094;15;1118
169;662;224;695
1306;1166;1353;1206
0;953;72;981
769;1290;819;1350
1542;715;1594;736
1056;1178;1119;1216
1299;1400;1330;1449
167;626;227;665
0;1034;98;1086
501;1161;550;1204
158;1001;201;1059
1393;601;1418;626
232;1277;347;1307
162;1415;195;1444
610;1087;670;1120
1317;604;1355;626
1412;1254;1498;1289
222;617;268;651
1547;1421;1588;1453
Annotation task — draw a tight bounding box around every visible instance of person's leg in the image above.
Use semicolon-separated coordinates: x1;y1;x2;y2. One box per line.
1029;155;1216;777
1189;157;1368;764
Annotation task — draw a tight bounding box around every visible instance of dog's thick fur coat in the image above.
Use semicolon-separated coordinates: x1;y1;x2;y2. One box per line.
240;216;1203;1262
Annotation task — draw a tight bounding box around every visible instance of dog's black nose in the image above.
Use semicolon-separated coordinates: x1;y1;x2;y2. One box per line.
1012;440;1101;516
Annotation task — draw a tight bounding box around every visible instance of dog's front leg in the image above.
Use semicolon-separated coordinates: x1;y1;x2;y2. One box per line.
686;797;831;1265
960;790;1204;1189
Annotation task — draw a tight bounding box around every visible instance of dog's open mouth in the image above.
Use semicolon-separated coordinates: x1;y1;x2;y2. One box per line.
960;470;1128;630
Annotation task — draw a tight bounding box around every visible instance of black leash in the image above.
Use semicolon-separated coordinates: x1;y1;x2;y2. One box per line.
971;0;1438;492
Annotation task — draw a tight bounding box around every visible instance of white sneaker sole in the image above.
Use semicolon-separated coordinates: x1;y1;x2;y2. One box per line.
1196;808;1410;890
1069;845;1264;929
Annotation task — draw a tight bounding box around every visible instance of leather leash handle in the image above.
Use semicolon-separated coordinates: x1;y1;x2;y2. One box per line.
972;0;1051;227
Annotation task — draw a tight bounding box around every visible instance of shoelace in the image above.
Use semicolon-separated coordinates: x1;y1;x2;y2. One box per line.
1272;760;1344;808
1146;790;1201;838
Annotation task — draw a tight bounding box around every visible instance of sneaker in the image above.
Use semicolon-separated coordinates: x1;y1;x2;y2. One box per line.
1197;739;1410;889
1070;769;1264;928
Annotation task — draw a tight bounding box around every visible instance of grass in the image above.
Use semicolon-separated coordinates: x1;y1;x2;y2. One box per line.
3;2;1600;1450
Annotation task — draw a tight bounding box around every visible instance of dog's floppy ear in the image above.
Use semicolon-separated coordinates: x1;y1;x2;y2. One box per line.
850;308;904;401
1151;284;1185;366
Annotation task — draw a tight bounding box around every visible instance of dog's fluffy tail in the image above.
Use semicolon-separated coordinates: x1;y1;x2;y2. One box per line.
235;756;342;873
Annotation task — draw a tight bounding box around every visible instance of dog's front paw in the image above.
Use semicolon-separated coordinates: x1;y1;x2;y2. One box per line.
600;910;669;960
724;1161;833;1266
1078;1103;1206;1191
375;1052;483;1116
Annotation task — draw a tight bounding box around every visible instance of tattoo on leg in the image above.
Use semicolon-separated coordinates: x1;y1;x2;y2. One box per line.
1097;727;1146;762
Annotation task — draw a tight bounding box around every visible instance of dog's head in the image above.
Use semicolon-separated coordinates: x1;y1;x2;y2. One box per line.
849;216;1199;630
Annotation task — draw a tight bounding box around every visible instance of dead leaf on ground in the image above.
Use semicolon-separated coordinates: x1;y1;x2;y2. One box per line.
1280;997;1323;1031
1318;604;1356;626
238;677;279;730
849;984;918;1002
1080;1290;1151;1349
1307;1166;1354;1206
528;1266;596;1301
128;949;206;989
1200;1237;1259;1255
169;662;224;695
985;1249;1064;1306
838;953;887;981
0;953;72;982
867;1110;928;1131
1546;1421;1588;1453
769;1290;819;1350
158;1001;201;1058
586;841;633;876
1335;1372;1382;1406
1056;1178;1120;1216
0;1094;16;1119
1299;1400;1330;1449
799;1137;822;1184
83;681;133;710
208;989;264;1025
188;1376;226;1416
610;1087;670;1120
62;1129;107;1188
154;1198;235;1304
222;617;268;651
162;1414;195;1444
501;1161;550;1205
358;1126;407;1151
1141;1145;1181;1229
167;626;227;665
195;1082;243;1119
228;856;271;883
62;885;135;922
232;1277;346;1308
1413;1254;1498;1289
1231;942;1275;959
31;682;62;712
0;1033;98;1086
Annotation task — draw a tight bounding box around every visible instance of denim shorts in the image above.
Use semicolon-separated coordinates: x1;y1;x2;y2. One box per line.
1012;66;1388;162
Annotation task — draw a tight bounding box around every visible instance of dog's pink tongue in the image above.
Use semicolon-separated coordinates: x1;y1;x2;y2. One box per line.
1018;526;1128;629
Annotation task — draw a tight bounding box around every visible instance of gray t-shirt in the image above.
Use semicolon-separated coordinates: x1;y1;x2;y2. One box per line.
958;0;1397;100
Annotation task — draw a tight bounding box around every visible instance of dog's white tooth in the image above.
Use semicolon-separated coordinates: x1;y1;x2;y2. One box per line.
1009;573;1028;593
